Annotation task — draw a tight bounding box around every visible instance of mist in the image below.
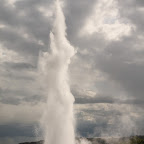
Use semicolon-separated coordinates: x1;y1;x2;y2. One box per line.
38;1;76;144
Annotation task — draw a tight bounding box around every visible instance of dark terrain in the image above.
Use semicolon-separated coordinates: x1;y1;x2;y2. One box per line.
19;136;144;144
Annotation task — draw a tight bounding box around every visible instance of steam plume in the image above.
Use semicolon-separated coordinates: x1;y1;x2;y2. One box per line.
38;1;76;144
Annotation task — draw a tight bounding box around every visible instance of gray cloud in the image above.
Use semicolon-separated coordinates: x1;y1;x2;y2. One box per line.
95;34;144;101
4;62;36;70
0;97;21;105
75;97;114;104
0;0;144;140
22;95;46;105
0;124;35;137
118;0;144;33
75;97;144;105
75;104;142;137
0;27;42;56
0;0;53;57
0;137;38;144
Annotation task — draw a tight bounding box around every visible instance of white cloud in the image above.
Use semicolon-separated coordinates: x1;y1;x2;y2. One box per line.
0;44;25;63
6;0;19;7
0;24;6;28
0;103;43;124
0;0;144;138
75;103;143;137
38;6;54;17
79;0;134;40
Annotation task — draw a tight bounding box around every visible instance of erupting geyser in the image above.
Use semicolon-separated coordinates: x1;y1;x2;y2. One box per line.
38;0;76;144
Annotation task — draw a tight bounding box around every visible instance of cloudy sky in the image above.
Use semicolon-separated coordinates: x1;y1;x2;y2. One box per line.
0;0;144;143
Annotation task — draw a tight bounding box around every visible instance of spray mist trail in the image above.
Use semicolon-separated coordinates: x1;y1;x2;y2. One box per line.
38;1;76;144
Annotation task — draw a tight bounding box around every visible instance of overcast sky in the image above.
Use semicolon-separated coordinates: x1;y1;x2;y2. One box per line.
0;0;144;143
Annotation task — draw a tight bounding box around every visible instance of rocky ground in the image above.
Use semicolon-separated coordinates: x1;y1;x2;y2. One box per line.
19;136;144;144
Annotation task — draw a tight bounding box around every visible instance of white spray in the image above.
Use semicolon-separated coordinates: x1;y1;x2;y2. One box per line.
38;0;76;144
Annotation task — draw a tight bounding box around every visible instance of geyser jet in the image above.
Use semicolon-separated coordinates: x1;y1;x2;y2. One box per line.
38;1;76;144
